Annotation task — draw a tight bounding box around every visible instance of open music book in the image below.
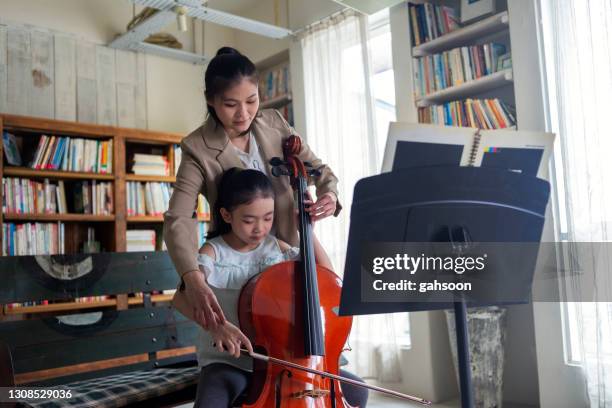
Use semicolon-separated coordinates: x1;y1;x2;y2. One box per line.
381;123;555;180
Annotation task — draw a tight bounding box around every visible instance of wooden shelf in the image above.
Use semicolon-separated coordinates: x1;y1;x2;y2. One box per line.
3;167;114;180
260;94;292;109
125;174;176;183
415;69;513;107
3;294;173;315
412;11;509;57
4;213;115;222
127;214;210;223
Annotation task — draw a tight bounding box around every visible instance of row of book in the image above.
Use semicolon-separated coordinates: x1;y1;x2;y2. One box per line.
131;153;169;176
4;296;112;311
126;222;207;252
4;291;180;312
2;222;65;256
2;177;67;214
127;182;172;216
413;43;510;97
418;98;516;129
409;2;460;46
259;65;291;102
71;181;114;215
30;135;113;173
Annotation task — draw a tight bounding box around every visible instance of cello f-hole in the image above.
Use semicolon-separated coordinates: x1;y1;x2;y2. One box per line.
275;369;292;408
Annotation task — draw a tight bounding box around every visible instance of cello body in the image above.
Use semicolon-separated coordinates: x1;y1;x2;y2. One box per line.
238;261;354;407
237;135;356;407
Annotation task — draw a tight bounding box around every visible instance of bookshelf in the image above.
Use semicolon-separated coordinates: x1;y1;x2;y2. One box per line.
396;3;516;129
0;114;211;316
389;1;547;405
256;49;294;126
415;68;513;107
0;114;209;253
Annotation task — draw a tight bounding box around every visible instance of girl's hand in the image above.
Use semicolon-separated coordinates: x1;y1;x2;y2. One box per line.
305;191;337;222
210;322;254;358
182;270;226;330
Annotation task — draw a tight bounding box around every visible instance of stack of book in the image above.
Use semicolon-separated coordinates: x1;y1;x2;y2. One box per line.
68;181;113;215
409;2;460;46
30;135;113;173
131;153;169;176
126;229;156;252
3;178;67;214
413;43;510;97
126;182;172;216
2;221;65;255
418;98;516;129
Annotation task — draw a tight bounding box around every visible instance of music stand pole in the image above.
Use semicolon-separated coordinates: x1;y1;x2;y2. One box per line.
454;301;474;408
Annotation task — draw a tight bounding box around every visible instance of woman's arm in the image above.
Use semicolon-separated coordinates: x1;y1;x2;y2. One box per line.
272;109;342;220
164;142;205;279
165;142;225;329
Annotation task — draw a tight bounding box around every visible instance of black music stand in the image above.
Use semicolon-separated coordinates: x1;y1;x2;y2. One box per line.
339;166;550;408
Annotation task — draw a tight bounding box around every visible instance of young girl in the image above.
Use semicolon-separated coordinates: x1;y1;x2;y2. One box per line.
174;168;368;407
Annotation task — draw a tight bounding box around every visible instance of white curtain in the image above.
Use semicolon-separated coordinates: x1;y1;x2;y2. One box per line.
300;11;402;382
541;0;612;405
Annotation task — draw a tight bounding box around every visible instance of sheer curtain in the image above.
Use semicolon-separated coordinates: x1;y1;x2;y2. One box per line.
541;0;612;405
299;11;402;382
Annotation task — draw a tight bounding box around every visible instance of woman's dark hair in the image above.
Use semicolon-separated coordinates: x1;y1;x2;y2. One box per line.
204;47;258;125
207;168;275;239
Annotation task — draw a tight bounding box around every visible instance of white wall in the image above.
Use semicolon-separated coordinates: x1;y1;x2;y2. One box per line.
0;0;236;134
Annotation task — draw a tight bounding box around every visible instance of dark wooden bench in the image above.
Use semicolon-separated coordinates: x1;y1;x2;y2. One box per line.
0;252;200;408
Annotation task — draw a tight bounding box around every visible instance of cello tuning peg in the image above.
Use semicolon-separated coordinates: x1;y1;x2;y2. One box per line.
269;157;285;166
308;166;323;177
271;166;284;177
272;166;290;177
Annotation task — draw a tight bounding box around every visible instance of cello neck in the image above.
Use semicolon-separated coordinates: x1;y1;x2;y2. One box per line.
295;175;325;356
274;135;326;357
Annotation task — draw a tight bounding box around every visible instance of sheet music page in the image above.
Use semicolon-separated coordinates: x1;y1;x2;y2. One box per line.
475;129;555;180
382;122;475;172
383;122;555;180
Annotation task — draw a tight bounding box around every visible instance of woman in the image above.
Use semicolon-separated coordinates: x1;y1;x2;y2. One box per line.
164;47;342;331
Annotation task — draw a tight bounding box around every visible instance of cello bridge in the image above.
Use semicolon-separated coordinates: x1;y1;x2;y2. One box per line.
290;389;330;399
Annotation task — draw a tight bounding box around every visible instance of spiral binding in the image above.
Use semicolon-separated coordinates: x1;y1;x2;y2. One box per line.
468;129;482;166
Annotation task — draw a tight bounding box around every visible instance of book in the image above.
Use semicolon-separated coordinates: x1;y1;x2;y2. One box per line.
381;122;555;180
3;131;22;166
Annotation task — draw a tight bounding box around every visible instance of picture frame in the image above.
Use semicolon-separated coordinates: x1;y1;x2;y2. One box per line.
460;0;496;24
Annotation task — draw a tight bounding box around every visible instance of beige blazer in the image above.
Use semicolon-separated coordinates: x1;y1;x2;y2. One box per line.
163;109;341;278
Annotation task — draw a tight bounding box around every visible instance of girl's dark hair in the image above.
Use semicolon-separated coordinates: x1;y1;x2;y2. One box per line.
204;47;258;125
207;168;275;239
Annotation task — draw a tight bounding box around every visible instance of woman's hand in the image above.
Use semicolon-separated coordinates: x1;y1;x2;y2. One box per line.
210;322;254;358
182;270;226;330
305;191;337;222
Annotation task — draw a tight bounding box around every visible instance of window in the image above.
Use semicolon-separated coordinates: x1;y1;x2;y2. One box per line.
368;8;397;167
367;8;410;348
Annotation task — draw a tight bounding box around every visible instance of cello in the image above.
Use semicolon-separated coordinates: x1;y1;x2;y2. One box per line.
237;135;431;407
